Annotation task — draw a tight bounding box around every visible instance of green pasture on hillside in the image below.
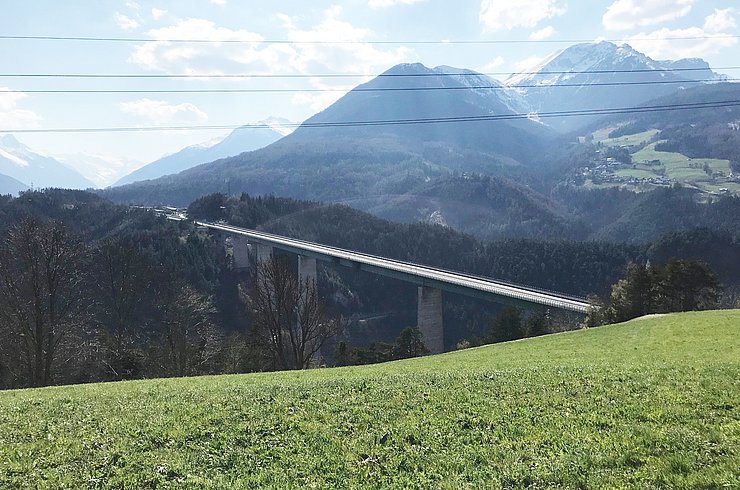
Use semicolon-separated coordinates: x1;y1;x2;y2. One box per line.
632;142;731;178
592;128;659;147
1;310;738;488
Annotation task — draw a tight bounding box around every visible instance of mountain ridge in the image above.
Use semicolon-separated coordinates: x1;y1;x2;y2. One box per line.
0;135;95;190
113;117;294;187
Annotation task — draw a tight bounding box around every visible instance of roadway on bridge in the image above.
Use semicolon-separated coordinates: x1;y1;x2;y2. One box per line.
198;221;591;314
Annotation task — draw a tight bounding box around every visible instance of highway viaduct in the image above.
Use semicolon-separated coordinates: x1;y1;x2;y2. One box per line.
198;221;591;354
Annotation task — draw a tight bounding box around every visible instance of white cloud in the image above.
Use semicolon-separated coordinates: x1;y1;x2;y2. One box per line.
530;25;556;40
368;0;426;8
115;12;140;31
480;0;565;30
478;56;505;72
0;89;42;128
603;0;694;31
284;6;412;75
625;26;737;59
704;8;736;33
129;18;264;71
151;8;167;20
119;98;208;124
129;8;412;83
210;0;226;5
291;78;356;113
514;55;548;72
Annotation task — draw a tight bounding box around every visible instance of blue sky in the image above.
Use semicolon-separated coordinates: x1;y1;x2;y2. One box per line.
0;0;737;164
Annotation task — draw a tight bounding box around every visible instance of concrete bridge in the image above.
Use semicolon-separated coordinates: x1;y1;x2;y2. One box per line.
198;221;591;353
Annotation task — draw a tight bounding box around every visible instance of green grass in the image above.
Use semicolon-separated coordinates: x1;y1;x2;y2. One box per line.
593;128;660;147
631;143;733;188
613;168;658;179
1;311;738;488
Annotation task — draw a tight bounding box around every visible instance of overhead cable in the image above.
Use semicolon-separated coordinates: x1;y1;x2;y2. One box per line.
3;78;735;95
2;99;737;134
1;34;738;44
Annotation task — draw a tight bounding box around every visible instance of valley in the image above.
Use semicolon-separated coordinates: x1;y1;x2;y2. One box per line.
576;127;740;196
2;6;739;486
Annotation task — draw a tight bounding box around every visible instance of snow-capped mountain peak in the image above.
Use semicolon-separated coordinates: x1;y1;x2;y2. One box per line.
0;148;29;168
114;117;295;186
502;41;719;132
0;135;95;189
261;117;295;137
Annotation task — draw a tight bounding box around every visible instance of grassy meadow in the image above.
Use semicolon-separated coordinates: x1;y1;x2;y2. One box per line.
0;310;738;488
592;128;659;147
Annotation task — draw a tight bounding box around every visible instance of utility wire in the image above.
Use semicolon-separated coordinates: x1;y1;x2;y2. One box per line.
2;100;737;134
1;66;736;79
3;78;734;95
1;34;738;44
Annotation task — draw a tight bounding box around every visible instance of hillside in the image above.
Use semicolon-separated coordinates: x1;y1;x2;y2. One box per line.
1;310;737;488
114;118;293;186
0;172;28;195
0;135;95;190
101;63;555;206
508;41;721;132
360;174;587;241
569;83;740;196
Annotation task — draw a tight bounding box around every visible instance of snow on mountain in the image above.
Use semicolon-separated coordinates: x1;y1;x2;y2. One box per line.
56;152;143;188
114;118;294;186
505;42;664;87
0;135;95;190
504;41;720;132
433;65;529;113
0;148;29;168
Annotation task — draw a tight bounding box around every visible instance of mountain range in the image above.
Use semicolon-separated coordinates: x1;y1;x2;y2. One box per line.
0;172;28;195
114;118;294;186
0;135;94;190
103;41;728;208
506;41;723;132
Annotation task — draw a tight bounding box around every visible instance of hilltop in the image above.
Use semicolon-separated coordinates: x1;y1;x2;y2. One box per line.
1;310;737;488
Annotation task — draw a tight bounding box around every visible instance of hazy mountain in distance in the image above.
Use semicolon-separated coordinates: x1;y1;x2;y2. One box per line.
102;63;556;206
289;63;552;161
0;172;29;195
56;152;143;188
114;117;294;186
0;135;95;190
506;41;721;132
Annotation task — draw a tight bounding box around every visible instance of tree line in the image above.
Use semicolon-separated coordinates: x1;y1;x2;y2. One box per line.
0;189;736;389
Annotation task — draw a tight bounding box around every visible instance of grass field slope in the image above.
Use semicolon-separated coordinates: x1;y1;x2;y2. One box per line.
1;311;738;488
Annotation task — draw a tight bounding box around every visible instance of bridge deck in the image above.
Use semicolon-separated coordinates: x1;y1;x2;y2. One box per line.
198;221;591;314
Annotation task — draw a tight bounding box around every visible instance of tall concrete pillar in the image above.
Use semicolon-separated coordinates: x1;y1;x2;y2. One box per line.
231;237;250;270
252;243;273;265
298;255;317;286
417;286;444;354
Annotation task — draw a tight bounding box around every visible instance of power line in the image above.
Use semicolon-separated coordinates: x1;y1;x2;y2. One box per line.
2;100;737;134
1;66;737;79
3;78;734;95
1;34;738;44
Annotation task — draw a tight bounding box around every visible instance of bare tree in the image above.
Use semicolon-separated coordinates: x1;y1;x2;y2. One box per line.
93;237;151;380
0;218;89;387
243;255;341;370
156;282;220;377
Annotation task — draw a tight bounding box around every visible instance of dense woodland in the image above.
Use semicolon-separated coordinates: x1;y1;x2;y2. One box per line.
0;189;737;389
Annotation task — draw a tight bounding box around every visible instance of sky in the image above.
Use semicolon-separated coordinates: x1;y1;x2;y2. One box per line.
0;0;737;165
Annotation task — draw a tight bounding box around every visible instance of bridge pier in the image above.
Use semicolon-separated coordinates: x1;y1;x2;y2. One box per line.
298;255;317;286
252;243;273;264
417;286;444;354
231;237;251;270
